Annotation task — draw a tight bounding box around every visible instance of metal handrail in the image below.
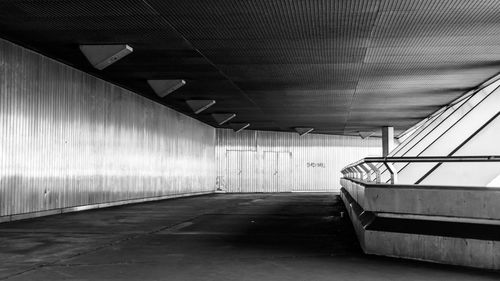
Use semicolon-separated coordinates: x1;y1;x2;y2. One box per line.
341;155;500;184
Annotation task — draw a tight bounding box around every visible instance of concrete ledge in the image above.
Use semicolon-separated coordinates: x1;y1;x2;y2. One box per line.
363;229;500;270
342;178;500;221
340;178;500;270
0;191;214;224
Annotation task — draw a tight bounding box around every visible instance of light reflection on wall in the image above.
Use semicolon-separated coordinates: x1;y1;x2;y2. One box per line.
0;38;215;217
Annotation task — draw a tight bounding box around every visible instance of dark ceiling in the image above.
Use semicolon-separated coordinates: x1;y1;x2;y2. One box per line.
1;0;500;136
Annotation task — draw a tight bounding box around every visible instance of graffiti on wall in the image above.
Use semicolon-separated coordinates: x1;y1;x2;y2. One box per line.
306;162;325;168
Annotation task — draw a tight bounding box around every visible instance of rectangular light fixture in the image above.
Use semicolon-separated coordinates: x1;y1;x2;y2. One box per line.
186;100;216;114
229;123;250;133
295;127;314;136
148;79;186;98
80;44;133;70
211;113;236;125
358;131;375;139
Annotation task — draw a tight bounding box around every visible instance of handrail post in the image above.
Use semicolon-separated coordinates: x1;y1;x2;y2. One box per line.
352;167;361;179
366;162;380;183
347;167;356;179
383;162;398;184
349;167;355;178
353;165;365;181
359;163;372;182
349;167;354;178
346;167;353;178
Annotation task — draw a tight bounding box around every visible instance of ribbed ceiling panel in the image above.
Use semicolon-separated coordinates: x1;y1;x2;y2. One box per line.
1;0;499;135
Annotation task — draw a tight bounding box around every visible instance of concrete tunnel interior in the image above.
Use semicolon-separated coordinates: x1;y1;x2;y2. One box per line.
1;1;500;280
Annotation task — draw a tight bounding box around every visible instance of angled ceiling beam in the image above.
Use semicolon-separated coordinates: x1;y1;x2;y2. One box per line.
148;79;186;98
229;123;250;133
295;127;314;136
79;44;133;70
186;100;216;114
211;113;236;125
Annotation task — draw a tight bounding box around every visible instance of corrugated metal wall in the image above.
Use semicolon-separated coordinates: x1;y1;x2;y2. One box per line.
216;129;381;192
0;38;215;219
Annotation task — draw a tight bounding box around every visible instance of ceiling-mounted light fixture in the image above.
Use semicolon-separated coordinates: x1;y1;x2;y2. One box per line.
294;127;314;136
229;123;250;133
358;131;375;139
186;100;216;114
211;113;236;125
79;44;133;70
148;79;186;98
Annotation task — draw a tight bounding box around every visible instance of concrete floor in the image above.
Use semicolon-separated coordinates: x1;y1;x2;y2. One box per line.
0;193;499;281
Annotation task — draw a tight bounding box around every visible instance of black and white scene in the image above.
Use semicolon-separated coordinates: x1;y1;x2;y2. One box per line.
1;1;500;280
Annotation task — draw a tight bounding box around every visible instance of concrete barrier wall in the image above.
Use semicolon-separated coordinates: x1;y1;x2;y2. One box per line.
340;177;500;270
363;230;500;270
346;178;500;220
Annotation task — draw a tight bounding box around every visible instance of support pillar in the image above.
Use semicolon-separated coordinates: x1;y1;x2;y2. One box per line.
382;126;394;157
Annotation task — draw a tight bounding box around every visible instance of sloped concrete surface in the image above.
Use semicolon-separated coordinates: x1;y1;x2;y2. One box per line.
0;194;498;280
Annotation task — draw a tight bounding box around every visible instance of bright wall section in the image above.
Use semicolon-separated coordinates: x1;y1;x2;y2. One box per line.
0;38;216;222
216;129;381;192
